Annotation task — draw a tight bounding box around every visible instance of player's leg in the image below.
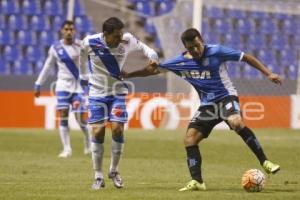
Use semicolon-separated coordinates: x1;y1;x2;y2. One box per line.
109;121;125;188
72;93;91;154
88;97;109;190
180;106;220;191
90;122;106;189
108;95;127;188
223;96;280;174
56;91;72;158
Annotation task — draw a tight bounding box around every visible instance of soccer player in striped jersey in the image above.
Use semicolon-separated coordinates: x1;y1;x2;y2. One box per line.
123;28;281;191
34;21;91;158
79;17;158;189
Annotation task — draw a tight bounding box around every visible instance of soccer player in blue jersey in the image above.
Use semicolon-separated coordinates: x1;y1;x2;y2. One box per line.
79;17;158;189
123;28;281;191
35;21;91;158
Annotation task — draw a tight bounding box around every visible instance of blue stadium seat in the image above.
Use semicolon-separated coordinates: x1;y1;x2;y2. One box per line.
249;11;269;20
155;0;174;15
74;16;94;33
52;15;66;31
8;14;28;31
21;0;41;15
3;46;21;61
25;45;44;62
236;19;255;34
285;64;298;80
144;19;156;36
214;19;232;34
13;59;33;75
260;18;277;34
226;8;246;19
244;65;261;79
271;34;288;50
39;31;57;47
34;60;45;74
30;15;50;31
248;34;265;50
205;6;224;19
136;0;154;16
74;0;86;16
0;30;14;45
0;58;10;75
0;14;6;29
257;49;276;64
17;30;37;46
281;19;297;34
43;0;63;16
1;0;20;14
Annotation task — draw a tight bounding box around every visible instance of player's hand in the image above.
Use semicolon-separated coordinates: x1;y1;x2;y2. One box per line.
34;84;41;97
268;73;282;85
120;70;128;79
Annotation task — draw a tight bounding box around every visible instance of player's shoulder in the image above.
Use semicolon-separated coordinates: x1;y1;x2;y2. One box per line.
82;33;101;45
160;54;184;67
122;32;139;45
73;38;82;47
205;44;229;56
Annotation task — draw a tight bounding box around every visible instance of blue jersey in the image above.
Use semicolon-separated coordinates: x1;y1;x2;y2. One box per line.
160;44;244;105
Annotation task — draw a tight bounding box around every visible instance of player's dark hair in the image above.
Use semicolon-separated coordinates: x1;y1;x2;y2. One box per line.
102;17;124;34
181;28;204;46
61;20;74;29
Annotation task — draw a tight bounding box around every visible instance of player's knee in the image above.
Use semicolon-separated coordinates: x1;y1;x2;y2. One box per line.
184;129;201;146
228;118;244;132
112;125;124;136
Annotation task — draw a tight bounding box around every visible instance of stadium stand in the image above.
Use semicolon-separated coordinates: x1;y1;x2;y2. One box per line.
128;0;299;80
0;0;94;75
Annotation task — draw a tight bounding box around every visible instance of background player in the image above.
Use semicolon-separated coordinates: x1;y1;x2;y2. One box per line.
79;17;158;190
122;28;281;191
34;20;91;158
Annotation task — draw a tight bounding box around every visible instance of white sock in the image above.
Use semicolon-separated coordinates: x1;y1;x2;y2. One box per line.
110;139;124;173
80;125;91;149
91;142;104;179
59;126;71;152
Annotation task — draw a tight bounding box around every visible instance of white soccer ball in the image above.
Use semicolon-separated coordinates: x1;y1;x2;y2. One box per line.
241;169;266;192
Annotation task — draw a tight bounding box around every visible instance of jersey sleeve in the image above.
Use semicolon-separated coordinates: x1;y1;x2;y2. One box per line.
35;45;57;86
79;38;89;81
216;45;244;62
127;33;159;62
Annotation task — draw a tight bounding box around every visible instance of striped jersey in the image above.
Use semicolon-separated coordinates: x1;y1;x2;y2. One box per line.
80;32;158;97
35;39;83;93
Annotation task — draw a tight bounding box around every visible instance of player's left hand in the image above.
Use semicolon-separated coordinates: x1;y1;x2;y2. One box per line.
268;73;282;85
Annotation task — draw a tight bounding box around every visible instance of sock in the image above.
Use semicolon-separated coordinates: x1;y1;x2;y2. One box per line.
186;145;203;183
237;126;267;165
91;141;104;180
80;124;91;150
59;125;71;152
110;135;124;173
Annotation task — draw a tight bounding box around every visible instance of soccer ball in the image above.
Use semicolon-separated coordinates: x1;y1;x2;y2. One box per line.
242;169;266;192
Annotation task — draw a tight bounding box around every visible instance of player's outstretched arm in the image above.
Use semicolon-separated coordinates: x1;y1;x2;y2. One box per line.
242;53;282;85
122;61;161;78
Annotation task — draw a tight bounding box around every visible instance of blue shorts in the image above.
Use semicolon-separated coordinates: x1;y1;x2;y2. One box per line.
88;95;128;124
56;91;86;112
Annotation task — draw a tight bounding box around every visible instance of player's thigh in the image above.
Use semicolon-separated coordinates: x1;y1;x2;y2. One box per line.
109;95;128;123
111;121;125;136
89;122;106;140
184;128;206;145
219;96;244;130
188;105;222;139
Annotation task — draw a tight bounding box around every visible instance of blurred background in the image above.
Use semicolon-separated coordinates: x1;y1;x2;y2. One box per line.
0;0;299;130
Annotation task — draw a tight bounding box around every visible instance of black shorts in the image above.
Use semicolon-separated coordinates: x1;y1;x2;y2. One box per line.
188;95;241;138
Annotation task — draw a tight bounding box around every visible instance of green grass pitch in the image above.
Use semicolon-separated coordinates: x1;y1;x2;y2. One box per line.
0;128;299;200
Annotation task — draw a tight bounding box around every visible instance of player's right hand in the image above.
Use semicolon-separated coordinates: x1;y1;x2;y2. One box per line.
34;84;41;97
268;73;282;85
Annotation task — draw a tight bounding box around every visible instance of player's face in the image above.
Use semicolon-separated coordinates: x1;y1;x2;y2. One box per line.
104;29;123;48
61;24;75;40
184;37;205;60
